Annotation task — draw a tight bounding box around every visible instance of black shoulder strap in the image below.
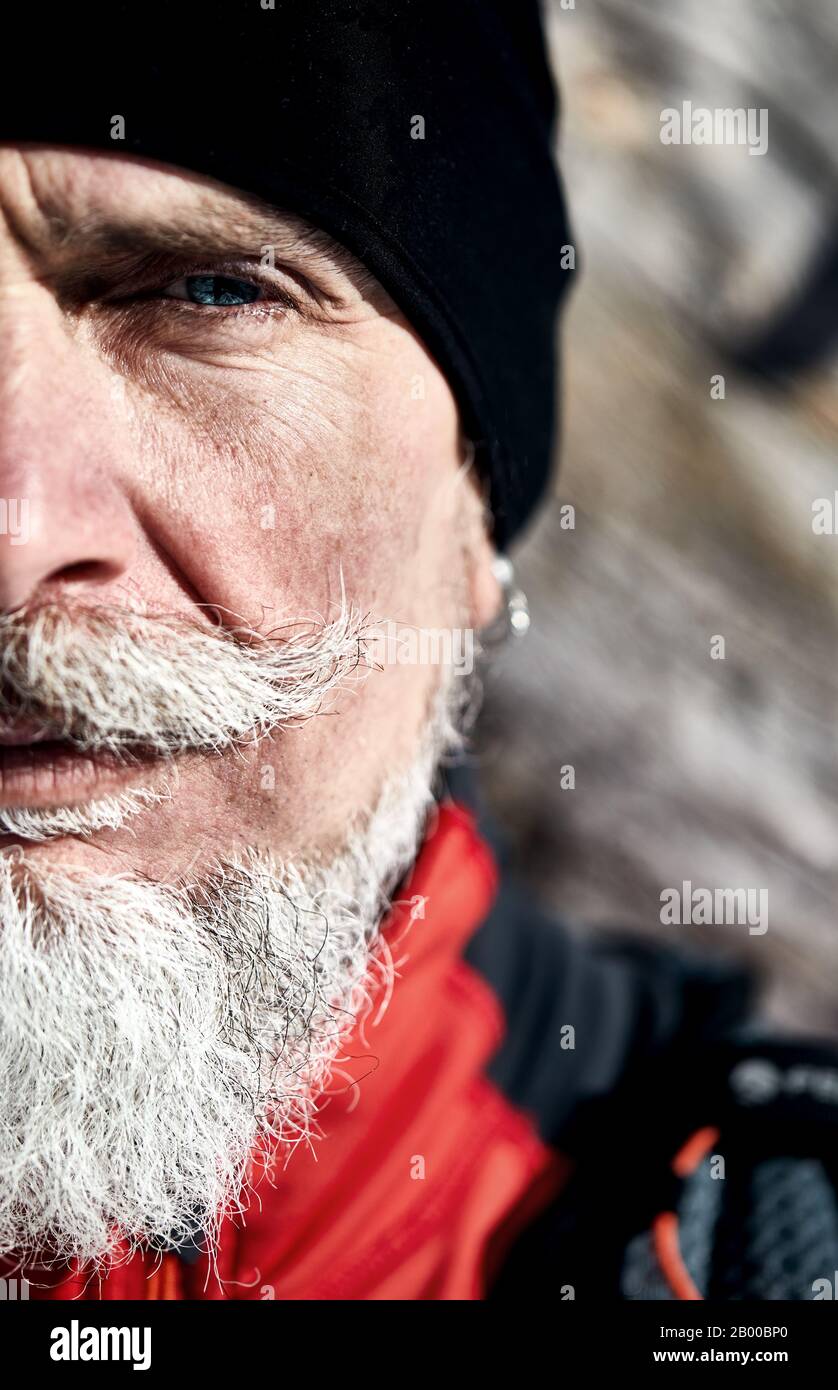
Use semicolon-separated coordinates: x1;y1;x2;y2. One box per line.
464;867;755;1152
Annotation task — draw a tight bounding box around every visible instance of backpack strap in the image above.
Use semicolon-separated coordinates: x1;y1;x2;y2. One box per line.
489;1033;838;1301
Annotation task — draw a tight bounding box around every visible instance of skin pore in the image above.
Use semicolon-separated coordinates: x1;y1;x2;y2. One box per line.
0;145;501;882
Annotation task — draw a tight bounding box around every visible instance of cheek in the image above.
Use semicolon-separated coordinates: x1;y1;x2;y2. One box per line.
90;324;468;858
121;323;463;630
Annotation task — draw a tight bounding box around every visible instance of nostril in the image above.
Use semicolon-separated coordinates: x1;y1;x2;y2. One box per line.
45;559;123;586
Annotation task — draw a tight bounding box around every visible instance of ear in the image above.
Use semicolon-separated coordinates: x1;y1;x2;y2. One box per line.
460;468;503;628
470;524;503;630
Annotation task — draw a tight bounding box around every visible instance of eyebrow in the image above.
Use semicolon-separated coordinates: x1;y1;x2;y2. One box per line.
15;191;368;305
61;208;334;260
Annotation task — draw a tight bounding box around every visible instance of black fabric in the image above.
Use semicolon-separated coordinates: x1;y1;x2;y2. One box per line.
465;880;755;1153
0;0;574;546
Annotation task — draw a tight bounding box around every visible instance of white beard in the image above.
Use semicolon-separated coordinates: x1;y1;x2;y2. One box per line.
0;707;456;1273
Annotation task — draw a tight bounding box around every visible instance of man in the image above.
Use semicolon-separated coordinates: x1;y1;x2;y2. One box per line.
0;1;835;1301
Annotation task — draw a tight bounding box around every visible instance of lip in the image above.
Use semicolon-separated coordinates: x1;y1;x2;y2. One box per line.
0;739;160;809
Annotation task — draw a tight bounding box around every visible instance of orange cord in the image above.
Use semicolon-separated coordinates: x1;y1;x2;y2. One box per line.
653;1211;703;1300
672;1125;720;1179
653;1125;720;1301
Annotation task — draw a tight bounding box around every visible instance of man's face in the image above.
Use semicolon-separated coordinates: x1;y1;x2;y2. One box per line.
0;146;498;1267
0;145;495;878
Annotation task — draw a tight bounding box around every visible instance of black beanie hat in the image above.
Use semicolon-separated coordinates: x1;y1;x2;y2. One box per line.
0;0;574;547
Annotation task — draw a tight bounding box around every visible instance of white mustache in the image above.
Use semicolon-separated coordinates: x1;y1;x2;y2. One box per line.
0;598;374;757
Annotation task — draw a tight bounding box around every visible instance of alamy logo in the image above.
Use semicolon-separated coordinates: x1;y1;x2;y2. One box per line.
50;1321;151;1371
812;493;838;533
0;1276;29;1299
0;498;29;546
660;881;768;935
660;102;768;156
813;1272;838;1299
365;621;474;674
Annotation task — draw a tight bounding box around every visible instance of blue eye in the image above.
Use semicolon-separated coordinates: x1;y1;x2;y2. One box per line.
165;274;262;307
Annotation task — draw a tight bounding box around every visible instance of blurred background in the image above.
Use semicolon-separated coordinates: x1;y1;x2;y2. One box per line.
477;0;838;1035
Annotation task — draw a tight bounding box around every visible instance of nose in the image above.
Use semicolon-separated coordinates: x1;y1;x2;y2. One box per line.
0;297;137;613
